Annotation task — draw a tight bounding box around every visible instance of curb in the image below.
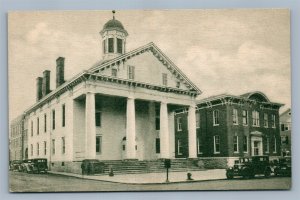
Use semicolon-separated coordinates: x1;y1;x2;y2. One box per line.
47;171;227;185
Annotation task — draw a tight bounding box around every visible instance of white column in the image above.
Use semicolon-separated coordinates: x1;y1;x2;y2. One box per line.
160;101;170;158
126;97;136;159
188;105;197;158
85;92;96;159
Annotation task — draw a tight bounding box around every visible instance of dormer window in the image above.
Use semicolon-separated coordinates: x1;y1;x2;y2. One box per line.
176;81;180;88
108;38;114;53
117;38;123;54
112;68;117;77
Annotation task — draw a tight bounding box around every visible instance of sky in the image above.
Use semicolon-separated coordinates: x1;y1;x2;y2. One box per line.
8;9;291;120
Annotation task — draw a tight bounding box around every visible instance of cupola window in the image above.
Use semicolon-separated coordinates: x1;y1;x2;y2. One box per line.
117;38;123;54
108;38;114;53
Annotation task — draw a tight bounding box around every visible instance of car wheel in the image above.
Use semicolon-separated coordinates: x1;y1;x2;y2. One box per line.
264;168;271;178
226;171;234;179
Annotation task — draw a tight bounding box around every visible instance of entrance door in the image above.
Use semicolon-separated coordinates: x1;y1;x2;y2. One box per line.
253;141;260;156
251;136;263;156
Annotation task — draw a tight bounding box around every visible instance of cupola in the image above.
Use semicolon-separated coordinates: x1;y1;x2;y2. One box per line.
100;10;128;60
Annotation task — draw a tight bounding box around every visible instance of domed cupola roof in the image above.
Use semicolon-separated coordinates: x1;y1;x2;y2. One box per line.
100;10;128;36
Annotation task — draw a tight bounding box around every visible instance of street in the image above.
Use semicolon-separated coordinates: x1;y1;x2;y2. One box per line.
9;171;291;192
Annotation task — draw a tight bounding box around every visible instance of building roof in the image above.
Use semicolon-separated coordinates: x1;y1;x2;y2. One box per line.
100;18;128;36
89;42;202;94
196;91;284;108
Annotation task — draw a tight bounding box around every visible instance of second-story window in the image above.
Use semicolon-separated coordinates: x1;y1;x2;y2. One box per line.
162;73;168;86
232;109;238;125
95;111;101;127
62;104;66;127
52;109;56;130
44;114;47;132
37;117;39;135
213;110;219;126
271;114;276;128
252;110;260;127
128;65;135;80
264;113;268;127
31;120;33;136
196;112;200;128
242;110;248;125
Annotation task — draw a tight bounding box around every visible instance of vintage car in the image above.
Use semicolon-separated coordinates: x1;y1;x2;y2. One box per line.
226;156;272;179
81;159;105;175
273;156;291;177
21;159;34;173
9;160;23;172
30;158;48;173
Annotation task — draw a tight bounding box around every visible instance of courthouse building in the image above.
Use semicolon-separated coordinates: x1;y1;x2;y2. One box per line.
23;13;202;172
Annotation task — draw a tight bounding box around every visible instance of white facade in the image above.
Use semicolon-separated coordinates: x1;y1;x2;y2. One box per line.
25;15;202;170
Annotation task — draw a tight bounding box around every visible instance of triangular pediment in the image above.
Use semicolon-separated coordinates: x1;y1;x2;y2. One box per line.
89;42;201;94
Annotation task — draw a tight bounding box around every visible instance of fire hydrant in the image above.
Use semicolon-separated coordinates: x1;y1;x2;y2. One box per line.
109;165;114;177
187;172;193;180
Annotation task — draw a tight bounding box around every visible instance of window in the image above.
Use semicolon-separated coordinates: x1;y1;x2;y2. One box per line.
62;137;65;154
31;120;33;136
37;117;39;135
233;136;239;153
265;137;270;153
271;114;276;128
162;73;167;86
213;110;219;126
155;105;160;130
197;138;203;154
128;65;135;79
37;143;39;156
214;135;220;154
263;113;268;127
252;110;260;126
280;135;289;144
196;112;200;128
242;110;248;125
44;114;47;132
62;104;66;127
31;144;33;156
95;111;101;127
102;39;106;53
52;139;55;155
177;117;182;131
117;38;123;54
44;141;47;155
111;68;117;77
155;138;160;153
96;135;102;154
273;136;277;153
52;109;56;130
108;38;114;53
177;139;182;155
243;136;248;152
176;81;180;88
232;109;238;125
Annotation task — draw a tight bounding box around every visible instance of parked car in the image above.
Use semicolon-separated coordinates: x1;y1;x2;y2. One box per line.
10;160;23;172
274;156;291;177
30;158;48;173
81;159;105;175
226;156;272;179
21;159;34;173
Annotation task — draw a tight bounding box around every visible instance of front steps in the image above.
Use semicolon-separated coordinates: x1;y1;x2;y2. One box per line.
97;159;204;175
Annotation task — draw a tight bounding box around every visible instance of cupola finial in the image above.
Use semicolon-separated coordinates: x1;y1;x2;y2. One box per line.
112;10;116;20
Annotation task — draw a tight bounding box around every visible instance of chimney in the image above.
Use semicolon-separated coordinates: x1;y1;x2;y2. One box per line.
42;70;51;97
56;57;65;88
36;77;43;101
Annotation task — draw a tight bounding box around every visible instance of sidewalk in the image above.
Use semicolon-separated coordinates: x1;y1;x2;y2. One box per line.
48;169;226;184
